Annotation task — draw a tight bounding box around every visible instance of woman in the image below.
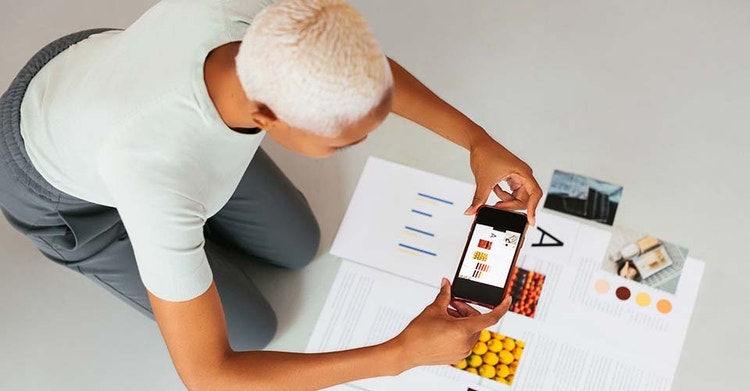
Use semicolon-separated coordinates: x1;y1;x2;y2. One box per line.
0;0;542;389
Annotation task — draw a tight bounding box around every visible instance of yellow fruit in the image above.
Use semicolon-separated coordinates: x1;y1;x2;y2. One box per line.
513;347;524;360
509;365;516;375
499;350;514;365
507;375;515;384
515;340;525;348
454;359;467;369
466;367;478;375
503;339;516;351
496;377;510;385
487;339;503;353
478;329;491;342
482;352;499;366
493;333;506;340
472;341;488;355
478;364;496;379
496;364;510;378
467;354;483;368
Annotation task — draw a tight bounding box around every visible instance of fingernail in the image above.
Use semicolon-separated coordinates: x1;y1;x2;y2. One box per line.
441;278;448;288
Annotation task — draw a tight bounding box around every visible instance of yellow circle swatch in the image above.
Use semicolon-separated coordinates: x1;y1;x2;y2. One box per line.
594;279;610;294
635;292;651;307
656;299;673;314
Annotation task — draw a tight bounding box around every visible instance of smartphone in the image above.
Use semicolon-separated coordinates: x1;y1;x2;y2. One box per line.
451;206;528;308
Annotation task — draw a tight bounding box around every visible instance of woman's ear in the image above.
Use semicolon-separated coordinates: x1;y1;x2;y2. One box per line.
250;104;277;130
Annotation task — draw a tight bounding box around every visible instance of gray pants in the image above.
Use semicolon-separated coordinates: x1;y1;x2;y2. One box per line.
0;30;320;351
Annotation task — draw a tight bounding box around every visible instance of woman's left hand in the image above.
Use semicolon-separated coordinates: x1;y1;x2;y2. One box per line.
465;134;543;226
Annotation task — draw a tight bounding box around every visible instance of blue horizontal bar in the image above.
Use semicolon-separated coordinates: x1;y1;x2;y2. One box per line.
411;209;432;217
417;192;454;205
405;226;435;237
398;243;437;256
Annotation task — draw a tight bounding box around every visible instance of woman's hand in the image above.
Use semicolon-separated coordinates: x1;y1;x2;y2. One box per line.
391;278;512;369
465;134;543;226
386;59;542;224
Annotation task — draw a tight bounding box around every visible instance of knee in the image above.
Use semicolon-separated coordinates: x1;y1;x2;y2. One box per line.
227;304;278;351
285;216;321;270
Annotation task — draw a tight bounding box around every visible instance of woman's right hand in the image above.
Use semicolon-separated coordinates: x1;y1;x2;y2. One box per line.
391;278;512;370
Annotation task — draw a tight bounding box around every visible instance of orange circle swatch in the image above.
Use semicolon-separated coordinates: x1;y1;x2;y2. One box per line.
635;292;651;307
656;299;673;314
594;279;610;294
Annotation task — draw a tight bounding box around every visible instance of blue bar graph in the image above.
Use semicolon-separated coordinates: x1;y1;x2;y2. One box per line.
398;243;438;256
417;192;454;205
411;209;432;217
404;226;435;237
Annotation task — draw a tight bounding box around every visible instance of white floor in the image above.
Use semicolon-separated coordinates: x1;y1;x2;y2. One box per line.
1;1;748;390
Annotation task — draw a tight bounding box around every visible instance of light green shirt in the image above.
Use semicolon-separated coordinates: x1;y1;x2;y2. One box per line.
21;0;268;301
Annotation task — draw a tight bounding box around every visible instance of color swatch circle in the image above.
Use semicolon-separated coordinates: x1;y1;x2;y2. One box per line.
635;292;651;307
615;286;631;301
594;279;610;294
656;299;673;314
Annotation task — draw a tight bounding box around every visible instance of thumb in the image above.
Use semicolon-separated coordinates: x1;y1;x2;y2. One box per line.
465;182;493;215
433;278;452;308
491;295;513;317
467;295;512;330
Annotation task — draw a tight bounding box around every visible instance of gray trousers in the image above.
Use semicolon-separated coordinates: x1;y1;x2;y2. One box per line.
0;30;320;351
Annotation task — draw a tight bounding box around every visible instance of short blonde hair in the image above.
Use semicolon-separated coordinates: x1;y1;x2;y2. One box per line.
236;0;393;137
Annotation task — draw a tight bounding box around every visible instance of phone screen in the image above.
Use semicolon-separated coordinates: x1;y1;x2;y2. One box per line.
452;207;527;308
456;223;522;289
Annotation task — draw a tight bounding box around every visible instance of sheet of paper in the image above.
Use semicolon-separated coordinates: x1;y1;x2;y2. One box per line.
330;157;476;287
312;157;704;391
307;261;508;391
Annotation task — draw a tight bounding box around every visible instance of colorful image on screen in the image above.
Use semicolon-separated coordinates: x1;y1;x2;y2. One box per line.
457;224;520;288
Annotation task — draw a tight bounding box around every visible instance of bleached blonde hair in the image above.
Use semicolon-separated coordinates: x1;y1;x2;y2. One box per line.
236;0;393;137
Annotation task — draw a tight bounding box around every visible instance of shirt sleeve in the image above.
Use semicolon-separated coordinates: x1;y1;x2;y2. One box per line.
98;146;213;302
219;0;271;39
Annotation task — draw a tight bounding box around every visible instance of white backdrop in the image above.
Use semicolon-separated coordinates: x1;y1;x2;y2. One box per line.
1;1;747;390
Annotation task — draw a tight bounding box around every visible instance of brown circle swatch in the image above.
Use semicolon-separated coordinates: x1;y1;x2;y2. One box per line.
615;286;631;301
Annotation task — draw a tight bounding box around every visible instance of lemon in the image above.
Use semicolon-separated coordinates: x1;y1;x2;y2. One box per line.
478;329;491;342
472;341;488;355
509;361;518;374
493;333;506;340
507;374;515;384
513;347;524;360
466;367;478;375
467;354;483;368
515;340;525;348
503;339;516;351
499;350;514;365
478;364;496;379
454;358;467;369
487;339;503;353
482;352;499;366
496;364;510;378
496;377;510;385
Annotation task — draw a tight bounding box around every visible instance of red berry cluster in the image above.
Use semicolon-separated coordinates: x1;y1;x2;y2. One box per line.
507;268;545;318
